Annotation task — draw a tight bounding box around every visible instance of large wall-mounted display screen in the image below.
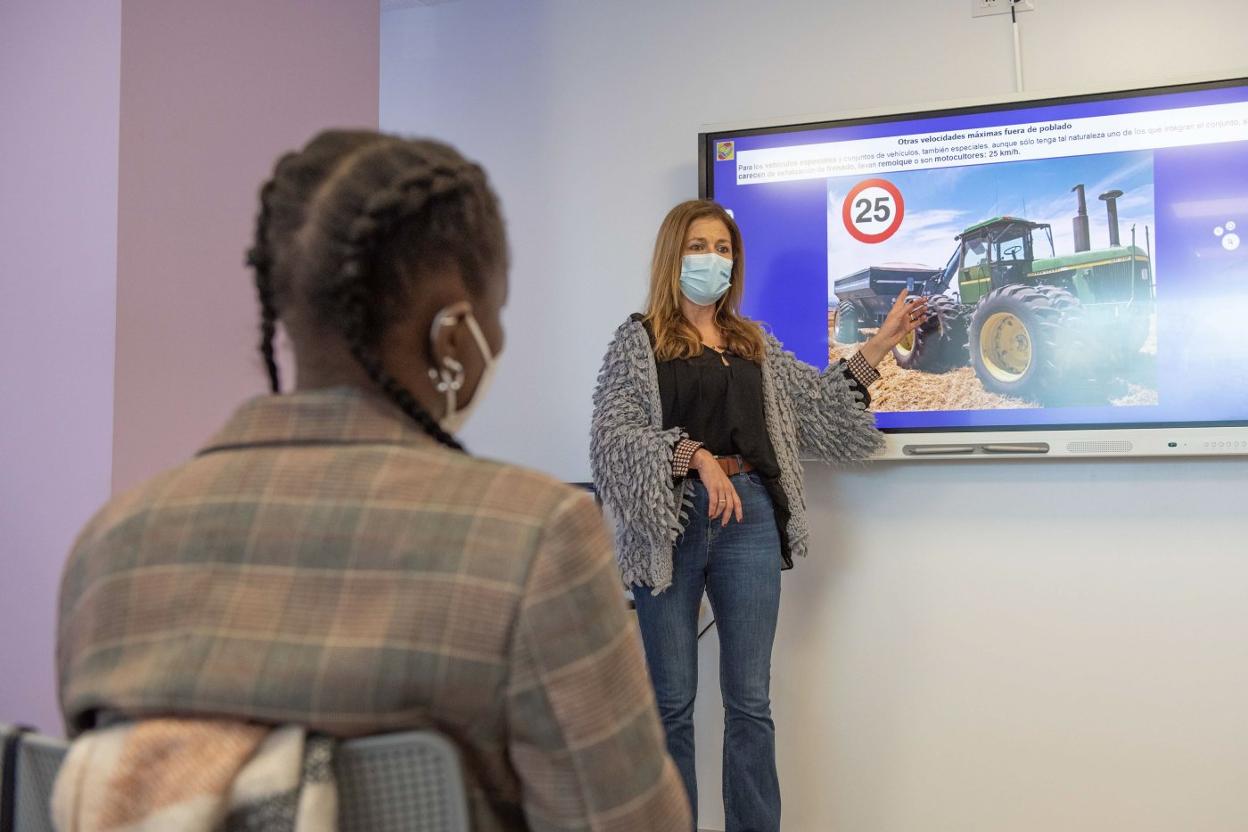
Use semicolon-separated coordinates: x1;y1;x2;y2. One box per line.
701;78;1248;458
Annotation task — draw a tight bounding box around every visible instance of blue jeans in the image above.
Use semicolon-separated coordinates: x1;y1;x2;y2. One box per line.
633;472;782;832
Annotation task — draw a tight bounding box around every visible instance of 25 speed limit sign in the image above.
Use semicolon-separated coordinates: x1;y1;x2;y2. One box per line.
842;178;904;244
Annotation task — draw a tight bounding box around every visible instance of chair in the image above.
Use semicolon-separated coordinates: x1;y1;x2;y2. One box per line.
1;723;27;832
0;726;470;832
337;732;470;832
8;733;60;832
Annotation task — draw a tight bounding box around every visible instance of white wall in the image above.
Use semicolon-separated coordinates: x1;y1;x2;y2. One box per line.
0;0;121;736
381;2;1248;829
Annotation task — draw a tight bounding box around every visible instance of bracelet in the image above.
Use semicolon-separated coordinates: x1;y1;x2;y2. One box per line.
846;350;881;388
672;438;704;479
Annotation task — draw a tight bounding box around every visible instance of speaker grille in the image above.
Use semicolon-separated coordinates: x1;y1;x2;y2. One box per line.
1066;440;1133;454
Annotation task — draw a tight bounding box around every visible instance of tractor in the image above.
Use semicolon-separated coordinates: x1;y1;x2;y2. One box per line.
833;186;1154;402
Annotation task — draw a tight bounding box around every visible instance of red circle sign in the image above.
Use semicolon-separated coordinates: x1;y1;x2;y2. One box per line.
842;178;905;244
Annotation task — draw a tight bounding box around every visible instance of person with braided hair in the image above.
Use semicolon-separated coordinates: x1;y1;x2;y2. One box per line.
56;130;691;831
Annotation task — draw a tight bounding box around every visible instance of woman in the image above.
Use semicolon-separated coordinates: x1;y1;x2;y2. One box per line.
56;131;690;832
590;199;925;832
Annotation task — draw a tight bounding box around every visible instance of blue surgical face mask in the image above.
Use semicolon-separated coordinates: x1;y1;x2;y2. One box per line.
680;253;733;306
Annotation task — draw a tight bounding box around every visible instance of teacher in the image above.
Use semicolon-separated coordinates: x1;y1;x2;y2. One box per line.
590;199;925;832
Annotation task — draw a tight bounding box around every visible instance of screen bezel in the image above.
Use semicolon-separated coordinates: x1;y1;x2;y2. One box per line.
698;75;1248;459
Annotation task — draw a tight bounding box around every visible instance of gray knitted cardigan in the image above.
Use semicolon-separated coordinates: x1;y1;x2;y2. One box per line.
590;316;884;593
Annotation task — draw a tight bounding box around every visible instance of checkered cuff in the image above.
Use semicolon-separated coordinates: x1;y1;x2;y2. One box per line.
846;350;881;389
672;438;704;479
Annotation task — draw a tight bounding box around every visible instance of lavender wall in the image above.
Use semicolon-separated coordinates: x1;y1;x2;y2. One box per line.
1;0;379;734
0;0;122;735
111;0;380;494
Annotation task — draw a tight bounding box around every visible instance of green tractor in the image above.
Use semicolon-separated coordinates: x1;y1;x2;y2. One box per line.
835;189;1154;402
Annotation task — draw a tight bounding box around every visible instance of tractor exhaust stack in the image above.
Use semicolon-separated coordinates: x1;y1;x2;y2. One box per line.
1100;189;1124;247
1071;184;1091;252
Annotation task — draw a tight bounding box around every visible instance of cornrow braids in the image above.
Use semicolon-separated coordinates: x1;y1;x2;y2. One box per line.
311;150;488;451
247;174;285;393
246;138;379;393
245;130;507;452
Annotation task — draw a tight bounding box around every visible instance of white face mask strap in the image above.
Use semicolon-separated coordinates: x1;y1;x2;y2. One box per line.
428;306;498;424
460;312;496;368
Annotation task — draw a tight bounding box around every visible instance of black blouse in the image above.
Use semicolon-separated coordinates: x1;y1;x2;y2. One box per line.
658;348;781;478
656;345;798;565
652;329;875;569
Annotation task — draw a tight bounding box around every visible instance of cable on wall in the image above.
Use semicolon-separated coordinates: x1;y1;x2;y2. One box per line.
1011;0;1025;91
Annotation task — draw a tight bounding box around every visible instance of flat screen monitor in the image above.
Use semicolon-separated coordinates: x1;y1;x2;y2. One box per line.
700;77;1248;459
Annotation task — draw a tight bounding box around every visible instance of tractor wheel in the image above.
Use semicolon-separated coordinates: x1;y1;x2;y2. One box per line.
968;284;1069;399
834;300;861;344
893;294;969;372
1031;284;1091;371
1033;284;1147;376
1031;284;1082;316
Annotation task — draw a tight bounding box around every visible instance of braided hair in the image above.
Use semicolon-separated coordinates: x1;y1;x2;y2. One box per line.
245;130;507;451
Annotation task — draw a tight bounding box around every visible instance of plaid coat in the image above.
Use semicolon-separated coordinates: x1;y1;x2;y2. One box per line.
57;388;690;832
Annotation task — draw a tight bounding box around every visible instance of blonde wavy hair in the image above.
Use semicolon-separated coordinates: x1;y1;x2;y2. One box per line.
644;200;766;363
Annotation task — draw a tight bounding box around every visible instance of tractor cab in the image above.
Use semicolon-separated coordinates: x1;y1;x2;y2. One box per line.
954;217;1054;305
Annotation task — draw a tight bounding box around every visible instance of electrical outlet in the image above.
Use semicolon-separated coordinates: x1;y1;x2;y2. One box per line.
972;0;1034;17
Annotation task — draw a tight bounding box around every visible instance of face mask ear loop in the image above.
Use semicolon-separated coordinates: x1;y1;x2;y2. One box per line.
460;312;496;368
427;310;467;419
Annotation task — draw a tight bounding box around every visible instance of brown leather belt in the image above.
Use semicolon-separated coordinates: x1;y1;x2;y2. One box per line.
689;454;754;478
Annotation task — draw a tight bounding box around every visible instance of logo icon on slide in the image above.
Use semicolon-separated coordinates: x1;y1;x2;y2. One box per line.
842;178;905;244
716;141;735;161
1214;220;1239;251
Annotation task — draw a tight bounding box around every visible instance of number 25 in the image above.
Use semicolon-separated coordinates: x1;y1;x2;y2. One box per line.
854;196;892;224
